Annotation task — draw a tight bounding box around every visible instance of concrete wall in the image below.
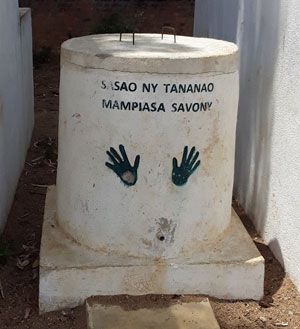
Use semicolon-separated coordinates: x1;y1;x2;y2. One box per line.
194;0;300;291
0;1;34;231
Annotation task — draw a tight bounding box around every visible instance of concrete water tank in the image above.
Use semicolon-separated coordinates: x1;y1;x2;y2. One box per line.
57;34;238;257
40;34;264;312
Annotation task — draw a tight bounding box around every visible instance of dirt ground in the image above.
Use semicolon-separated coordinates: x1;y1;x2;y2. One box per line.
0;58;299;329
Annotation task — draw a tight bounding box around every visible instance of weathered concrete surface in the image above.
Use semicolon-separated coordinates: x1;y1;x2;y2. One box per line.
57;34;239;258
39;186;264;312
40;34;264;313
62;33;238;74
86;299;220;329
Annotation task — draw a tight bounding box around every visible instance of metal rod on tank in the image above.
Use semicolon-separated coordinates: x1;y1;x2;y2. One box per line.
161;25;177;43
119;32;135;45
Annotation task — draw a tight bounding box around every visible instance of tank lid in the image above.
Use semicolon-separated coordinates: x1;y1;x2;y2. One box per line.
61;33;238;74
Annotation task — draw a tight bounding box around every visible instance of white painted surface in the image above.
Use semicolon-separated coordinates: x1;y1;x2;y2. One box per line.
39;187;264;312
0;1;34;231
20;8;34;149
57;34;239;258
194;0;300;291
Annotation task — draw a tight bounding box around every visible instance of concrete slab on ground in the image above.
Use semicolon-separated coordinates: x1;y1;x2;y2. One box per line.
86;299;220;329
39;186;264;312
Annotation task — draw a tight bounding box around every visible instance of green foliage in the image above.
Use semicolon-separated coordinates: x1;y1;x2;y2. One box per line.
91;11;144;34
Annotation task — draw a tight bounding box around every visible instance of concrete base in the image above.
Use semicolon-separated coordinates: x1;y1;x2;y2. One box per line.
86;298;220;329
39;186;264;313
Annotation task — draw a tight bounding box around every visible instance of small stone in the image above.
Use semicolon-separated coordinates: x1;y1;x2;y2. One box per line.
32;259;39;268
274;322;289;327
24;307;31;319
259;300;273;308
259;316;267;323
16;258;30;270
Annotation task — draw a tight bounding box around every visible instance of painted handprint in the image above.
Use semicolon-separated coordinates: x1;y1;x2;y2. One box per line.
105;144;140;186
172;146;201;186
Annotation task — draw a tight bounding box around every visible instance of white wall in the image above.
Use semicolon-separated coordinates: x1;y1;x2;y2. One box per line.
20;8;34;150
0;1;34;231
194;0;300;291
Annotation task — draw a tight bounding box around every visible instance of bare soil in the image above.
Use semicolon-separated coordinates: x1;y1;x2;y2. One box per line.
0;59;299;329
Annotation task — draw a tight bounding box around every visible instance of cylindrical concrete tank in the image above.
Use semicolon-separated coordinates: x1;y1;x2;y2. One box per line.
57;34;239;259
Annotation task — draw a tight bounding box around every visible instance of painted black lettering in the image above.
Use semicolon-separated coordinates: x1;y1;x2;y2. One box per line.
101;80;106;90
144;102;151;111
186;84;193;93
208;83;214;92
170;84;178;93
112;100;120;110
201;103;207;111
142;83;151;93
192;103;200;112
102;99;112;108
201;84;207;92
157;103;165;112
151;83;158;93
132;102;138;110
128;83;137;92
164;83;171;93
120;102;131;111
114;81;120;91
185;103;193;112
194;84;201;93
178;84;186;93
120;82;128;91
177;103;184;112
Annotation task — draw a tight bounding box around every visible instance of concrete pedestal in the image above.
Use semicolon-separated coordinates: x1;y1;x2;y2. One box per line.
40;34;264;312
39;187;264;312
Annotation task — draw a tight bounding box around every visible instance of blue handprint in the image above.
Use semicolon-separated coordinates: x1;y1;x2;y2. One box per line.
105;144;140;186
172;146;201;186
